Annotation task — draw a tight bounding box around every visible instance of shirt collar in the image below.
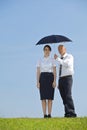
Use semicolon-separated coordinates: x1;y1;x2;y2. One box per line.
44;56;50;59
62;53;67;58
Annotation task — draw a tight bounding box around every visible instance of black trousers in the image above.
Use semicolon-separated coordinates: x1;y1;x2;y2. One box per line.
58;75;75;115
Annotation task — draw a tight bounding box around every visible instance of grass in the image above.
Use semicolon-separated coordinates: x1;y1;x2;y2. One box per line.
0;117;87;130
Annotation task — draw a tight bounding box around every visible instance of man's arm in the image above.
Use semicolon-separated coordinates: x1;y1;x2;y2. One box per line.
54;54;73;67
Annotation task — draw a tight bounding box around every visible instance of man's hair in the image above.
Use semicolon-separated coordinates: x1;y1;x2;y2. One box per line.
58;45;64;48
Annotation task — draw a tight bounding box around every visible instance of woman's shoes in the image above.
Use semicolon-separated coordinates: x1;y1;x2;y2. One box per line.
48;114;51;118
44;114;48;118
44;114;51;118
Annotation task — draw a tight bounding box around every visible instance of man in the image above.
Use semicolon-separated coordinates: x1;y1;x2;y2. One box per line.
54;45;77;117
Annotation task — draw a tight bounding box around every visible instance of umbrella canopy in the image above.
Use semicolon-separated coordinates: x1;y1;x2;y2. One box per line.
36;35;72;45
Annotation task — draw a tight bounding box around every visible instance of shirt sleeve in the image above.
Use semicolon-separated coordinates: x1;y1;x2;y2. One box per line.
36;59;41;67
56;54;73;67
52;58;56;67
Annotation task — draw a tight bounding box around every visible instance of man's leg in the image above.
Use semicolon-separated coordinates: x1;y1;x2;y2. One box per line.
64;76;77;117
58;78;67;112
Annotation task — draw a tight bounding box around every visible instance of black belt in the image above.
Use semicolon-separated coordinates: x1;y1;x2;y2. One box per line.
59;75;72;79
41;72;53;75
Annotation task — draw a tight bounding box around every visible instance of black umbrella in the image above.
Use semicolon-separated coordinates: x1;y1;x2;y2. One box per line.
36;35;72;45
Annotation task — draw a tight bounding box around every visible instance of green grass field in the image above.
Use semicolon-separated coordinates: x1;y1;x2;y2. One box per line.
0;117;87;130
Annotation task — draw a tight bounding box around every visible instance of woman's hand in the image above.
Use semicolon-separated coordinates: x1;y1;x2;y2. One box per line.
37;82;40;88
52;81;56;88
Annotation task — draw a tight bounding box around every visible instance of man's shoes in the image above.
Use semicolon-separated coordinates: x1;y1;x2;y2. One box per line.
65;113;77;118
44;114;48;118
70;113;77;117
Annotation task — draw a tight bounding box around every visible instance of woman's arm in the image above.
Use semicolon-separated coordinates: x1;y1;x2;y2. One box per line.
53;66;56;88
36;67;40;88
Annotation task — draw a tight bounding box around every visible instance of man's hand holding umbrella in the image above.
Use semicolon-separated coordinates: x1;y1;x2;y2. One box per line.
54;54;58;60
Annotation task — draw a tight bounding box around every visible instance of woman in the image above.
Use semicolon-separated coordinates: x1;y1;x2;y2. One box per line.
36;45;56;118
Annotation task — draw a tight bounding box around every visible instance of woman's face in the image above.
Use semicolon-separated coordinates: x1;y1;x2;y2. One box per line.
44;47;51;57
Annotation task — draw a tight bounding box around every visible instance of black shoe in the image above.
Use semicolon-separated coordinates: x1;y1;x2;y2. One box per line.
70;113;77;117
48;114;51;118
44;114;48;118
65;113;77;118
64;113;71;117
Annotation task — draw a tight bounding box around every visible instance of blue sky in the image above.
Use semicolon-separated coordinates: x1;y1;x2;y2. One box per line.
0;0;87;118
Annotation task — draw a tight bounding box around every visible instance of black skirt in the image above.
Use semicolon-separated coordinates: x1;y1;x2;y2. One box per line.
39;72;55;100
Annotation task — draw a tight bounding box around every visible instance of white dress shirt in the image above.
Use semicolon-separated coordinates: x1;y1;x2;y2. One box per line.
56;53;74;77
37;56;56;73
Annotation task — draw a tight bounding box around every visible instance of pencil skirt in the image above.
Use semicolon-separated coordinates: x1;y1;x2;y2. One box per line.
39;72;54;100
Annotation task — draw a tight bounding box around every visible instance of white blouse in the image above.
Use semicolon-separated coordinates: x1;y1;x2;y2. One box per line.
37;56;56;73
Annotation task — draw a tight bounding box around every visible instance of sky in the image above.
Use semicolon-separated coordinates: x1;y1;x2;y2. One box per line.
0;0;87;118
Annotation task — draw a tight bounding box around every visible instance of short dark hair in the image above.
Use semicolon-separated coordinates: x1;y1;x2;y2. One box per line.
43;45;51;51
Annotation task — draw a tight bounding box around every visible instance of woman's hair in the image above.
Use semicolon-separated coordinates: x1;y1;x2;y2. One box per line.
43;45;52;51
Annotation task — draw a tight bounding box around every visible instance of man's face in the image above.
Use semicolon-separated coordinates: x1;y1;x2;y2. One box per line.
58;45;66;56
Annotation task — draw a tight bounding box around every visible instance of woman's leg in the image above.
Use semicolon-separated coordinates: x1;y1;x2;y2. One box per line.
48;100;52;116
41;100;47;116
